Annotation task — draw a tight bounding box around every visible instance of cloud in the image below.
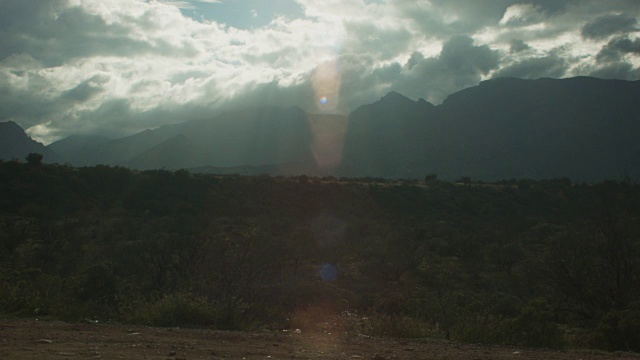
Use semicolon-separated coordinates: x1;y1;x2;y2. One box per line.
0;1;203;67
581;14;638;39
60;74;110;103
509;39;531;53
587;61;640;80
597;36;640;62
159;0;223;9
493;54;569;79
1;0;640;144
342;20;414;61
389;35;500;104
499;4;544;26
440;35;500;74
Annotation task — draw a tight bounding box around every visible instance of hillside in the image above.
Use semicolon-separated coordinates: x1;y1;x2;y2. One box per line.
338;77;640;181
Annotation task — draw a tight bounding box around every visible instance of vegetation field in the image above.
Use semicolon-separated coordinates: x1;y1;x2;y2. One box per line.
1;160;639;353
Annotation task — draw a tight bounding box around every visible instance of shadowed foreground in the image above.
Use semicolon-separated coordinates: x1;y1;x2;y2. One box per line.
1;320;638;360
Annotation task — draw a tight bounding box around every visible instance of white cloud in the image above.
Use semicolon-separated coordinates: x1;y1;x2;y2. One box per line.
157;0;222;10
499;4;543;26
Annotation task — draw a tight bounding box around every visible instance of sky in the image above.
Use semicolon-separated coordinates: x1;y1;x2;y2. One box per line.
1;0;639;144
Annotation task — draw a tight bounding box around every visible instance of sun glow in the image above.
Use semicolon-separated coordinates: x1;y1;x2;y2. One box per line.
312;60;342;113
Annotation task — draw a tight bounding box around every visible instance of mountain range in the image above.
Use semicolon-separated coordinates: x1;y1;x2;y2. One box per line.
2;76;639;182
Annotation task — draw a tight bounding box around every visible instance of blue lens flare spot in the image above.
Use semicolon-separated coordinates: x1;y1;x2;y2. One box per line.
320;96;328;105
319;263;339;281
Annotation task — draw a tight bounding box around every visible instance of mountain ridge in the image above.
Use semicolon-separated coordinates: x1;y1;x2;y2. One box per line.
0;121;60;163
4;76;639;182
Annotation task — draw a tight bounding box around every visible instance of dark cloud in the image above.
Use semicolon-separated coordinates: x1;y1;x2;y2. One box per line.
440;35;500;74
581;14;638;39
335;58;402;110
391;35;501;103
60;75;109;103
589;62;640;80
0;2;197;67
509;39;531;53
597;36;640;63
493;54;569;79
0;81;56;128
607;36;640;54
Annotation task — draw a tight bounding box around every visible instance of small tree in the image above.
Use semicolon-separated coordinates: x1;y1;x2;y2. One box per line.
26;153;43;165
457;176;471;186
425;173;438;183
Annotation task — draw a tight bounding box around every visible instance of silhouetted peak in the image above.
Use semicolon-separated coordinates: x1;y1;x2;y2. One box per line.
380;91;412;103
378;91;437;109
0;121;34;145
0;120;26;135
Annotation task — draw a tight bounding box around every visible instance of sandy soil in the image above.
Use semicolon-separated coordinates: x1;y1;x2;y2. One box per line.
1;319;638;360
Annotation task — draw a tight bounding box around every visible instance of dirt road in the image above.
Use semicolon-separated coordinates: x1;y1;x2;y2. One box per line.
1;319;638;359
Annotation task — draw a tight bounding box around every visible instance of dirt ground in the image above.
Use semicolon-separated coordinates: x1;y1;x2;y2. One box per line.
1;319;638;360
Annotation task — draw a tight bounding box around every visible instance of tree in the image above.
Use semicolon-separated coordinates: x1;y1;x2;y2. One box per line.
425;173;438;183
457;176;471;186
26;153;43;165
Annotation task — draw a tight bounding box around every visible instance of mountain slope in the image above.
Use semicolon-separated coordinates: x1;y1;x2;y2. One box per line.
0;121;60;163
48;135;110;166
124;134;211;170
182;106;315;167
434;77;640;181
31;76;640;182
338;77;640;181
340;91;438;179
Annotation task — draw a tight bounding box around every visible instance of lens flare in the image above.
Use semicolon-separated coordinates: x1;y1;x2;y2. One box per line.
319;263;339;282
307;113;347;169
312;60;342;113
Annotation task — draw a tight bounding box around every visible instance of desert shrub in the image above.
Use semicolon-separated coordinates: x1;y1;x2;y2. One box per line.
0;271;64;318
288;303;344;332
596;302;640;352
454;298;564;349
359;315;445;339
617;302;640;352
504;298;564;349
126;294;215;327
